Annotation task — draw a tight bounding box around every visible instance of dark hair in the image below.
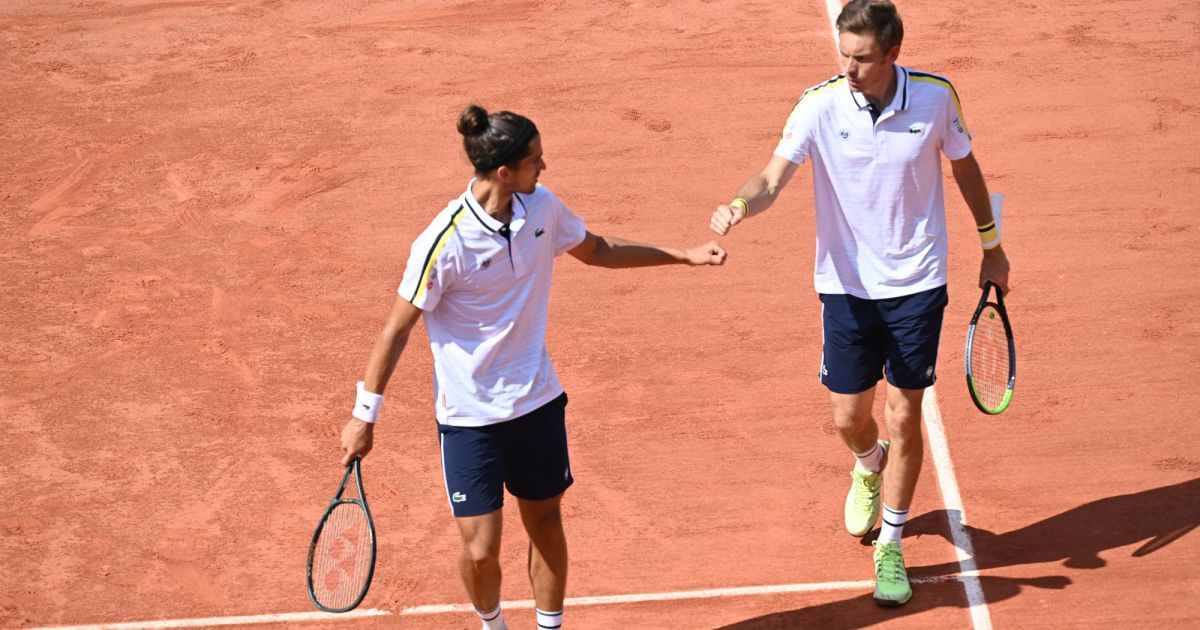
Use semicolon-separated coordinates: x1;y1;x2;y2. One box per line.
457;105;538;174
836;0;904;53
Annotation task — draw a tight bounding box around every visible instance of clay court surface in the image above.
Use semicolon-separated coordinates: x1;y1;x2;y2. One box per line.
3;0;1199;628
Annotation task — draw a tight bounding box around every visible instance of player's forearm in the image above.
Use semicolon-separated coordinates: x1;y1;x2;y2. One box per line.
734;173;780;219
361;324;412;394
951;154;994;226
589;235;690;268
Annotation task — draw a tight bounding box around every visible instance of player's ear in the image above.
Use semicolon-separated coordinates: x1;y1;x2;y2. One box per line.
885;45;901;64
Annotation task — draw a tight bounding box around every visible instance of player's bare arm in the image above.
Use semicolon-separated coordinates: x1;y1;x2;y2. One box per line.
340;296;423;465
710;155;800;235
950;152;1011;295
568;231;726;268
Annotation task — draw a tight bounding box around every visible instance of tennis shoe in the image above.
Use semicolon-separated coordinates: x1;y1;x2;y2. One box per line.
844;440;888;537
872;540;912;607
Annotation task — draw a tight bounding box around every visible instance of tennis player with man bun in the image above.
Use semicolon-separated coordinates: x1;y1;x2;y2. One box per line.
710;0;1011;608
340;104;726;630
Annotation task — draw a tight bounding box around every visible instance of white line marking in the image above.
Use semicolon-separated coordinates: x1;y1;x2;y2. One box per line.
399;576;960;615
923;386;994;630
824;0;842;44
22;578;970;629
21;609;391;630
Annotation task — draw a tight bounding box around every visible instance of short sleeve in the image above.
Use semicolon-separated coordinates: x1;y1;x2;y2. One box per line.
773;95;819;165
397;211;464;311
941;86;973;161
547;189;587;256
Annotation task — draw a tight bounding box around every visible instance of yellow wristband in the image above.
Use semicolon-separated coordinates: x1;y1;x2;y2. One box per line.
977;221;1000;250
730;197;749;218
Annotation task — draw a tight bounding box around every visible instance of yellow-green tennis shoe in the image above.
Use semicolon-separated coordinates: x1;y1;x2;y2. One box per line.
872;540;912;607
844;440;888;537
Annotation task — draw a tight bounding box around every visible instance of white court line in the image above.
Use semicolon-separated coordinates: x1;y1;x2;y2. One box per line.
823;0;843;43
922;387;993;629
22;577;967;629
20;609;391;630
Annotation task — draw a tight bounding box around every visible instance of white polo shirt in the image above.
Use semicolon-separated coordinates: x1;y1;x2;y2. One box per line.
774;65;973;299
397;181;588;426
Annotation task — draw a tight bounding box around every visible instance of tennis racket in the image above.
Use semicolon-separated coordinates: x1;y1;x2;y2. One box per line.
965;280;1016;414
306;457;377;613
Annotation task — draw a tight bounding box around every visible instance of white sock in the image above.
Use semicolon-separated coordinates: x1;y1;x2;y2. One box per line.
879;504;909;544
477;605;508;630
853;441;885;473
536;608;563;629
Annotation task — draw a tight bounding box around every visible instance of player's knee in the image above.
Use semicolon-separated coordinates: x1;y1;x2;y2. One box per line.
462;541;501;569
523;506;563;538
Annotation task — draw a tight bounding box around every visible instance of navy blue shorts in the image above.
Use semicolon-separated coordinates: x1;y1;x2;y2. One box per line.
819;285;948;394
437;392;573;518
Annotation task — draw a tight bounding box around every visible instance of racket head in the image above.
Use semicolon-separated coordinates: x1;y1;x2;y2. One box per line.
965;281;1016;414
306;459;377;613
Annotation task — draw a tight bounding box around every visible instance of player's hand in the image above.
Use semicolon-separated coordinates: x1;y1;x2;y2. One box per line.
340;418;374;466
980;245;1011;296
710;203;746;236
685;241;727;266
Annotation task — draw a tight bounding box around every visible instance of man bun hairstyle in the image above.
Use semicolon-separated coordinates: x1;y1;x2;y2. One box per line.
836;0;904;53
457;104;539;174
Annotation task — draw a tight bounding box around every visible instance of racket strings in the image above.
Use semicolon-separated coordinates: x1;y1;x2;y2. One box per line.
969;309;1010;409
312;502;372;610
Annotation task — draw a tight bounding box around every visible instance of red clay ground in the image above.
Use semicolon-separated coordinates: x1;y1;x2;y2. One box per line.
2;1;1198;628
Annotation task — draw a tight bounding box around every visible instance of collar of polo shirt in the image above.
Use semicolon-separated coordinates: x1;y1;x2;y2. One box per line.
463;178;528;235
848;65;911;117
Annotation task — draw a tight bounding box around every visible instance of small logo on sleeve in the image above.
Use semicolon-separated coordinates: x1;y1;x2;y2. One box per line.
452;492;467;503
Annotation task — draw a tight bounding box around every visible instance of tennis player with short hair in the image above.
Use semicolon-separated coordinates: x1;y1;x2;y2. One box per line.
341;104;726;630
709;0;1011;607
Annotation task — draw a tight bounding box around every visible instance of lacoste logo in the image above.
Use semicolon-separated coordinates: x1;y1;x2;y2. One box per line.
908;124;924;134
925;366;935;379
535;228;545;238
452;492;467;503
838;129;850;139
480;258;491;270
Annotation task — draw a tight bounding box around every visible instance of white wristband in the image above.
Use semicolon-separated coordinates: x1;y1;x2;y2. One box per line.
352;381;383;423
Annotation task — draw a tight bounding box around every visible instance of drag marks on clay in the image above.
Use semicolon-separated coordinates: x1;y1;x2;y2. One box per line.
28;155;96;236
166;172;214;239
1152;458;1200;473
619;107;673;134
247;156;346;217
198;338;258;387
347;0;562;30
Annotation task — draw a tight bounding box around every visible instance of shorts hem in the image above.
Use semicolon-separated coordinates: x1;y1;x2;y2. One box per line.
509;478;573;503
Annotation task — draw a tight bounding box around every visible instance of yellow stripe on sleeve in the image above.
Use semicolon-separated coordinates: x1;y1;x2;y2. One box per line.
910;74;970;137
413;209;466;304
783;75;846;131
